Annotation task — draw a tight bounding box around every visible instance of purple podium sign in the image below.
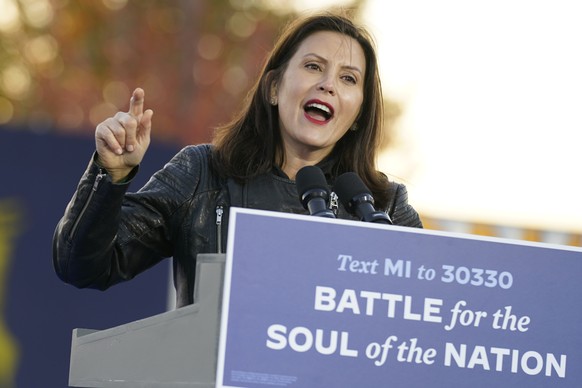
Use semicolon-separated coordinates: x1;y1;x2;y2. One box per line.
216;208;582;388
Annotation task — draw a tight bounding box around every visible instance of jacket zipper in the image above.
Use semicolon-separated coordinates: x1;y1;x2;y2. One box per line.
329;191;339;217
69;170;106;240
215;205;224;254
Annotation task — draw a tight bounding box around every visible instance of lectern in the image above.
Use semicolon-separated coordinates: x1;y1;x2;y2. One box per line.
68;209;582;387
68;253;225;388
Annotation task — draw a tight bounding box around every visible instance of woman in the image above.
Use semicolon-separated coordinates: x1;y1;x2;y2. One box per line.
53;13;422;308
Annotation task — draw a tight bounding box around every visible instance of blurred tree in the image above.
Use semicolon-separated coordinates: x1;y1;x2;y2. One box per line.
0;0;400;149
0;200;21;387
0;0;291;145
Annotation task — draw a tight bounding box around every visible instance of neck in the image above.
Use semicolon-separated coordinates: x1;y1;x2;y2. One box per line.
278;143;333;180
281;154;327;180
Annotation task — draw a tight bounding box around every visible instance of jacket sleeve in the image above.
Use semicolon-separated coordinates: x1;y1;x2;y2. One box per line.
52;146;203;290
386;182;423;228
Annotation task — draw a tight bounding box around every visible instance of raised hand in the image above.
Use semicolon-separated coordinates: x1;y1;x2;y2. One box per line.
95;88;153;182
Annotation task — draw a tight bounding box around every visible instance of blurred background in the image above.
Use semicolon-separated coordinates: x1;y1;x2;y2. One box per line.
0;0;580;386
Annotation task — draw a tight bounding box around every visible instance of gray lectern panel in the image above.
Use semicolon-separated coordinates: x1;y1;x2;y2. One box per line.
68;254;225;388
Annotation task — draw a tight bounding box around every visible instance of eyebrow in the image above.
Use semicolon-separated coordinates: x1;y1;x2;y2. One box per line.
303;53;363;76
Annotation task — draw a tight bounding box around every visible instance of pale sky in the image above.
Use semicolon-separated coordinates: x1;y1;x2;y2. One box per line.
363;0;582;233
273;0;582;233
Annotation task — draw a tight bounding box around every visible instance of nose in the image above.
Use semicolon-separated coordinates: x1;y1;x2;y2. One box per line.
317;77;336;96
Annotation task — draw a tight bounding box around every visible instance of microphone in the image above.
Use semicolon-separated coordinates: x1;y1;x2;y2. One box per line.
333;172;392;224
296;166;336;218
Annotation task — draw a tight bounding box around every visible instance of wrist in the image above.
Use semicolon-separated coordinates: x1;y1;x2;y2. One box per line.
108;168;133;184
93;153;135;184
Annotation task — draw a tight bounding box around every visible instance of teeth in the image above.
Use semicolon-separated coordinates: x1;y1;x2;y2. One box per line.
306;102;331;114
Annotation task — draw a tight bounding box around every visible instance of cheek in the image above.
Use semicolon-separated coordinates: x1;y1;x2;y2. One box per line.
277;100;298;127
278;81;302;107
346;94;364;121
278;86;306;121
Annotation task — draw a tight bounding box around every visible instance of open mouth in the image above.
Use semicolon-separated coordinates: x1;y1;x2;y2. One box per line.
304;100;334;123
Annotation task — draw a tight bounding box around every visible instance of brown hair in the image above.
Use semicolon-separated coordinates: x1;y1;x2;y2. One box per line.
212;12;391;209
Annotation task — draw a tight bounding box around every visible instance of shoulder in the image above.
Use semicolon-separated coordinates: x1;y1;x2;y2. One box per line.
143;144;220;197
169;144;213;167
160;144;217;179
386;181;423;228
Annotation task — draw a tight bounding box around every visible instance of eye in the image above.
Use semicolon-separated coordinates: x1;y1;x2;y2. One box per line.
341;74;357;85
305;62;322;71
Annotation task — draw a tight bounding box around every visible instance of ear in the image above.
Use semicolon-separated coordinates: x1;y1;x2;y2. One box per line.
269;81;278;106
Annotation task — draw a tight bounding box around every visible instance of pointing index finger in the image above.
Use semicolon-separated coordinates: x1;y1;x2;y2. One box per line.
129;88;145;117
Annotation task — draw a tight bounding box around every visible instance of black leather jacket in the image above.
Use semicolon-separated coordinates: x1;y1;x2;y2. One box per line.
53;144;423;308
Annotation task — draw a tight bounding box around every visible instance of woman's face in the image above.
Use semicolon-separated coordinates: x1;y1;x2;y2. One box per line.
274;30;366;162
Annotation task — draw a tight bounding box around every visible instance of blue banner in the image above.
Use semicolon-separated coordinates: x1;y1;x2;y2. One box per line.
217;208;582;387
0;127;177;387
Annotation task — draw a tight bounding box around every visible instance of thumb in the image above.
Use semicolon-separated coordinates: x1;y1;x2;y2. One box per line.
119;109;152;167
139;109;154;143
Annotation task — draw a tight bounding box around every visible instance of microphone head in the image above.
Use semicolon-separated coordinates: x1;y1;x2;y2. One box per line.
333;172;373;210
333;172;391;224
296;165;330;208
